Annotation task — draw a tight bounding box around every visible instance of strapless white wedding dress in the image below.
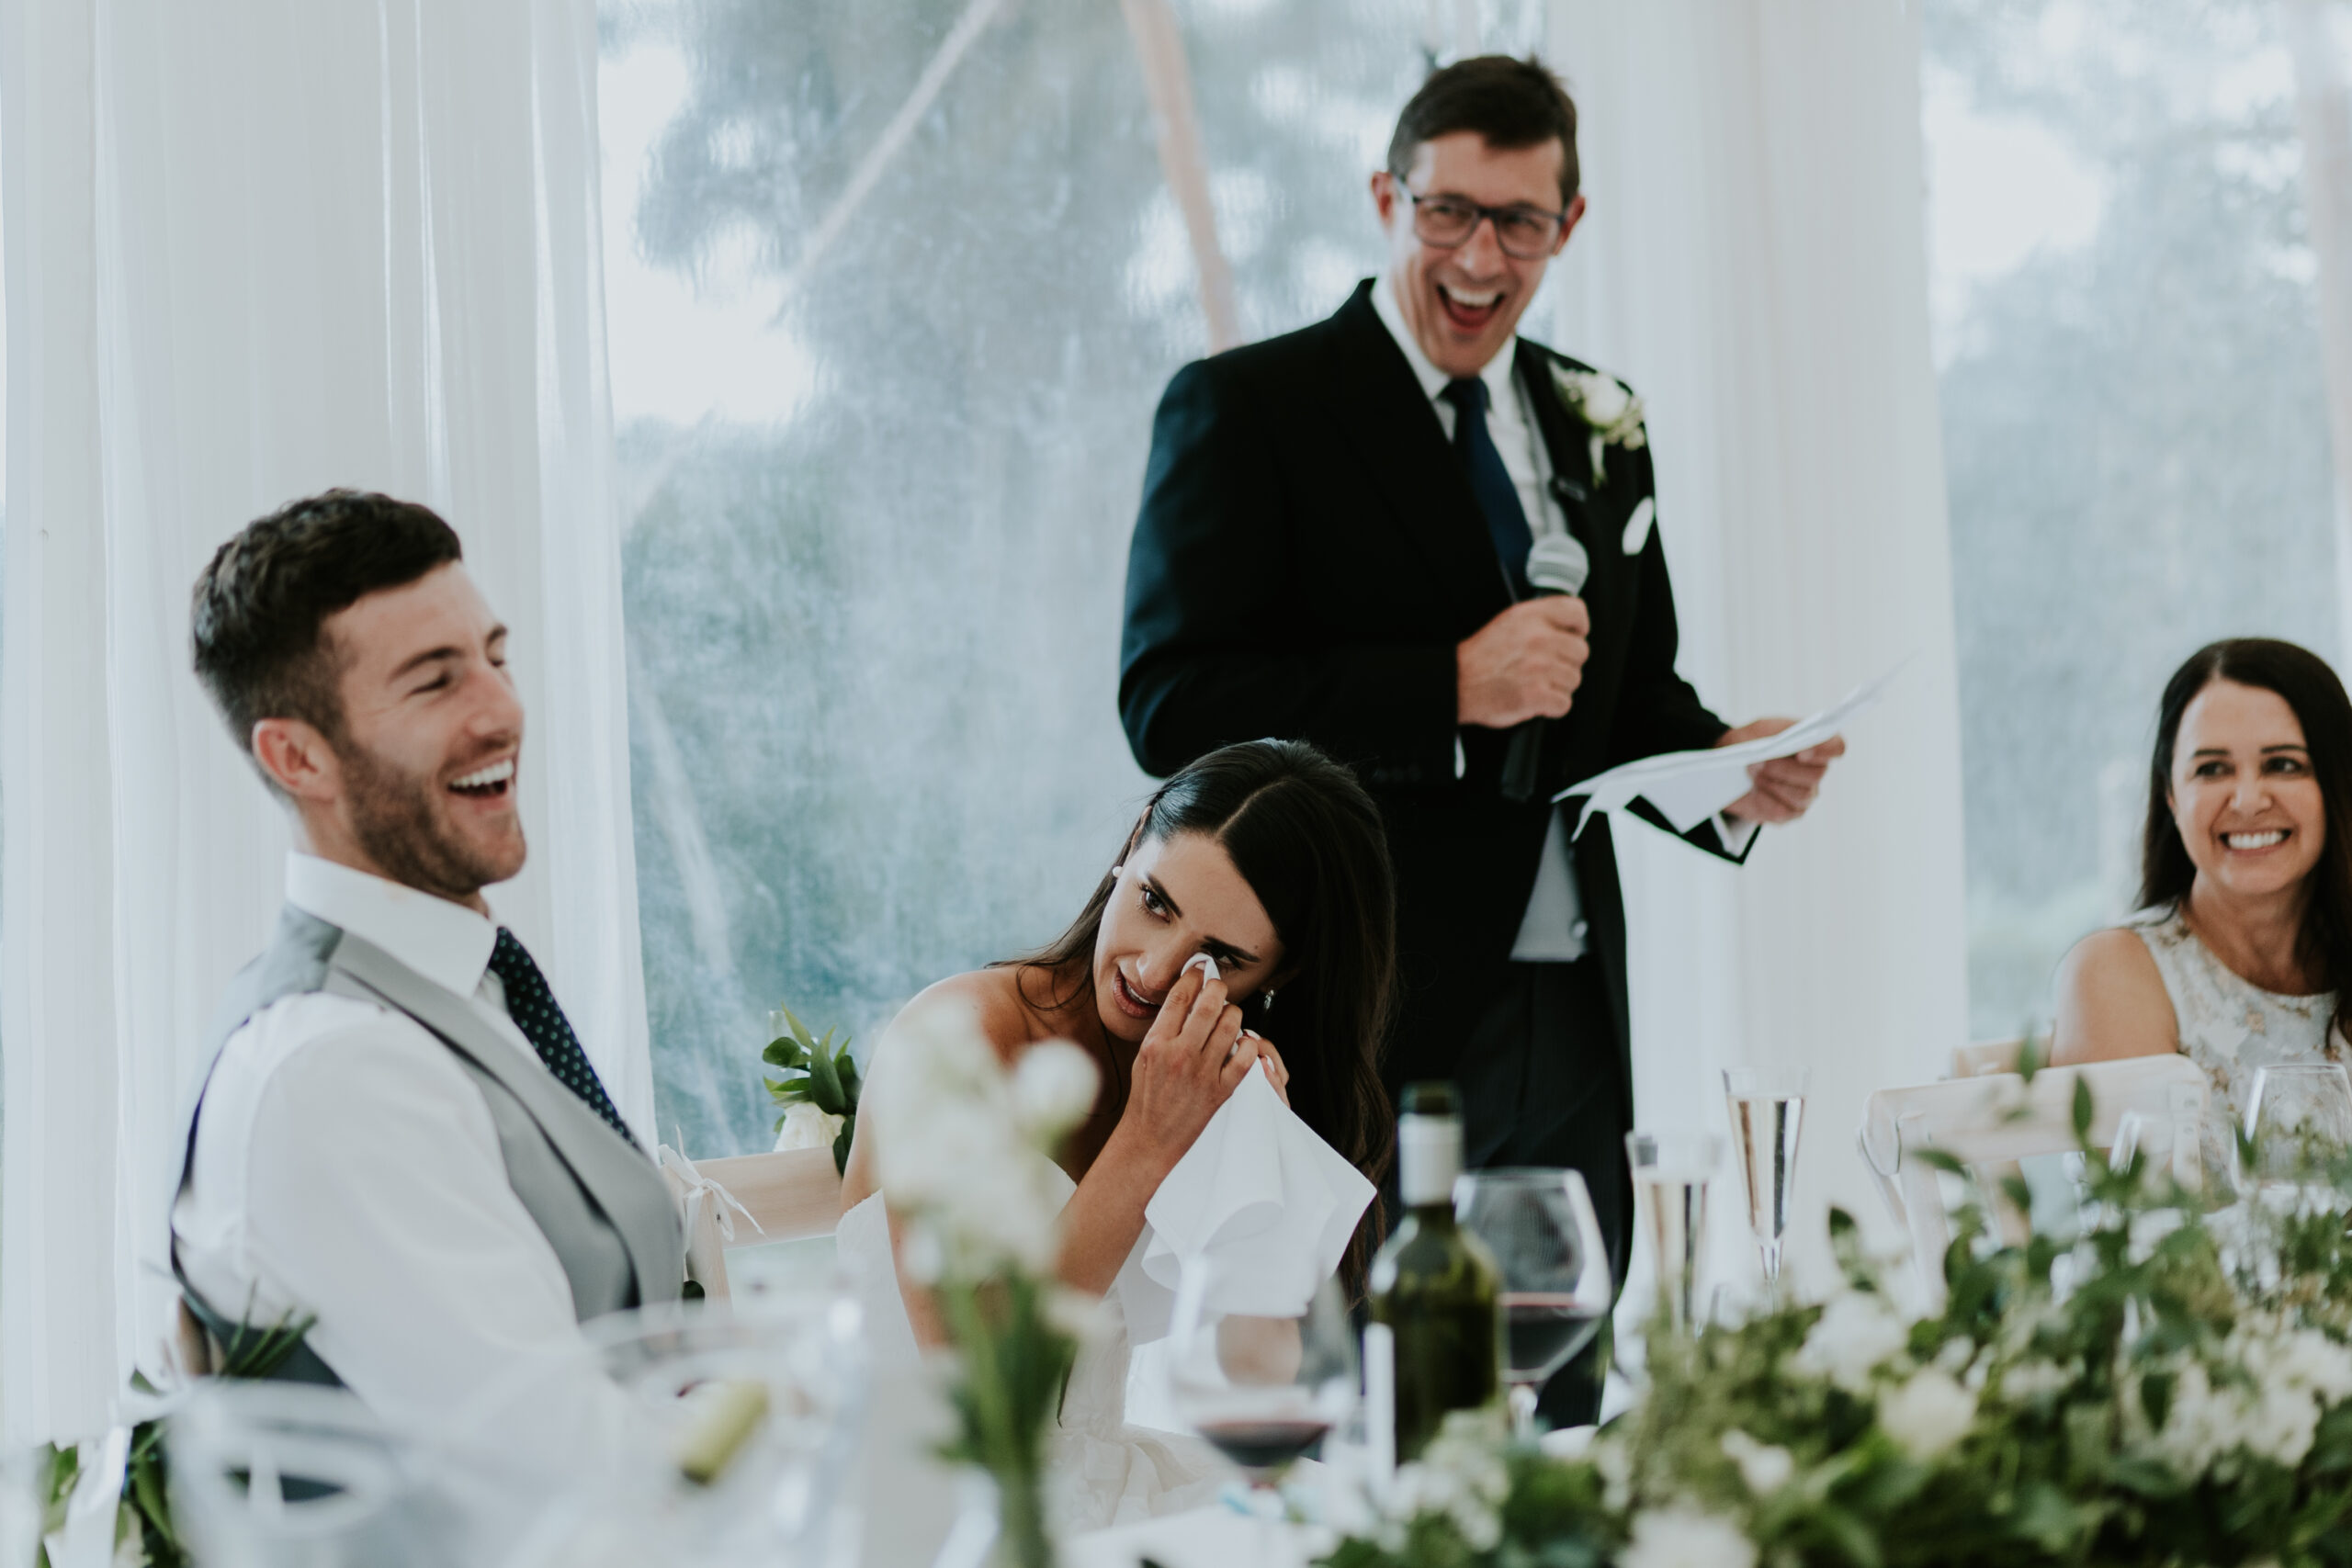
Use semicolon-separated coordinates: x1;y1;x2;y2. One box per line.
835;1181;1223;1534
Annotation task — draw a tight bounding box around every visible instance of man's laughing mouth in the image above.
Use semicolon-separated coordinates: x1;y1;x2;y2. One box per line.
1436;281;1505;332
449;757;515;801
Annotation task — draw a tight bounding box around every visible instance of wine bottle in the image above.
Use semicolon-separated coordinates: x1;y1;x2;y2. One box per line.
1368;1082;1502;1462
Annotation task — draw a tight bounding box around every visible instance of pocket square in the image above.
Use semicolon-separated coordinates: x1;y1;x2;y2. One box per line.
1622;496;1656;556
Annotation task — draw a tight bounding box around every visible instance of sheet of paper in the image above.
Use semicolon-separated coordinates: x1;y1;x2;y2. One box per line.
1555;660;1905;836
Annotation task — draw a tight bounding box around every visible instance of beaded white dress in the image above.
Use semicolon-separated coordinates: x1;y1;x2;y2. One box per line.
2128;903;2346;1177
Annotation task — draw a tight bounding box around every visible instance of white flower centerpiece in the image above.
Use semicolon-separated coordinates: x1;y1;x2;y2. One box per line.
870;1000;1101;1568
1317;1083;2352;1568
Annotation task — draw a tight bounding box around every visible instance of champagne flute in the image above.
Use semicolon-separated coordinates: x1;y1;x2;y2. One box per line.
1626;1131;1720;1332
2240;1063;2352;1207
1166;1258;1358;1546
1453;1168;1612;1440
1723;1067;1808;1290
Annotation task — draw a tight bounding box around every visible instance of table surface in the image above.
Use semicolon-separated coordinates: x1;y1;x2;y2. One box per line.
1068;1505;1322;1568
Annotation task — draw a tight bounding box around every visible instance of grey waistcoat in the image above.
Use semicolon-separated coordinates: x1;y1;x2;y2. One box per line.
170;906;684;1386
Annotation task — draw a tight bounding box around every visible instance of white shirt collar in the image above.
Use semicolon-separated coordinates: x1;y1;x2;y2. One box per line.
1371;273;1521;413
285;852;498;999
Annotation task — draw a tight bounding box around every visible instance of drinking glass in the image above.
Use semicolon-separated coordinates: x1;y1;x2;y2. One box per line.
1723;1068;1807;1290
0;1450;54;1568
2239;1063;2352;1204
1165;1257;1357;1547
1626;1131;1721;1332
577;1290;866;1567
167;1381;456;1568
1453;1168;1612;1440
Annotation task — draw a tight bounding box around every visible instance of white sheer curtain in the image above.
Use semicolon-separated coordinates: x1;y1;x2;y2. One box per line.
1542;0;1970;1287
0;0;647;1444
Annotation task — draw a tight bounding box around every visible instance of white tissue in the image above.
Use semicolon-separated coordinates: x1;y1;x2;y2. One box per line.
1117;1061;1375;1344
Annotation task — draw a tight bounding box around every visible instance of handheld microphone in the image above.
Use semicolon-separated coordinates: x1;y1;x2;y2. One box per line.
1499;534;1590;804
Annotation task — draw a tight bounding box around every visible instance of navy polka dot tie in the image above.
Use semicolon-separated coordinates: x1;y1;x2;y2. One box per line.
489;928;634;1144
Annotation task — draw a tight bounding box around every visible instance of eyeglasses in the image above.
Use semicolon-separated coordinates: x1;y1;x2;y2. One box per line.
1402;186;1569;260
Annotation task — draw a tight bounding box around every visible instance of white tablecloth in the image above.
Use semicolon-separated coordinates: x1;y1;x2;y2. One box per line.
1068;1505;1325;1568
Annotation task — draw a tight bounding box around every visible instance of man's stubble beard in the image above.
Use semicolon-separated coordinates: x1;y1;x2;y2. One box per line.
336;737;524;901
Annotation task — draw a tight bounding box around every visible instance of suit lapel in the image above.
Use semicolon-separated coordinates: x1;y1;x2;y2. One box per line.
1515;340;1618;614
1324;283;1514;625
326;931;677;1304
1518;341;1636;782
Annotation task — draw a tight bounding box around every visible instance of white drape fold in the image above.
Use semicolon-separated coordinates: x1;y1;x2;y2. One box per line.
1544;0;1970;1286
1;0;649;1443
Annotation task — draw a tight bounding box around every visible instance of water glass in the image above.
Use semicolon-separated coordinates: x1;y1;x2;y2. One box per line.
576;1291;866;1566
167;1382;455;1568
1453;1168;1612;1439
1165;1255;1356;1552
1723;1068;1808;1289
1626;1130;1721;1332
2239;1062;2352;1202
0;1450;52;1568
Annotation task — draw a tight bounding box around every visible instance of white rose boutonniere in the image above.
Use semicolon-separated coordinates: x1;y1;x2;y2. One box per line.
1550;364;1646;485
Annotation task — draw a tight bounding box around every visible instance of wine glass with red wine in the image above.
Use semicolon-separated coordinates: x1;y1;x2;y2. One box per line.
1454;1168;1612;1440
1165;1258;1357;1525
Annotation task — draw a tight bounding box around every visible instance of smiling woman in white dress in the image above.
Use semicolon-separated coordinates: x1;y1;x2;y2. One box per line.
2054;639;2352;1173
835;739;1398;1529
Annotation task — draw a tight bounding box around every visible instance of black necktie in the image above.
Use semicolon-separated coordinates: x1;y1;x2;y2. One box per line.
489;928;634;1143
1444;377;1534;599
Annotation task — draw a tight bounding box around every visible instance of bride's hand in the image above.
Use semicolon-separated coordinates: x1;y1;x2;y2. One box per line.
1119;962;1258;1168
1245;1032;1290;1107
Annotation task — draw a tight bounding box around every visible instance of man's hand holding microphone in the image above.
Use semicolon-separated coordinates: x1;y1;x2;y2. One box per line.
1454;536;1591;802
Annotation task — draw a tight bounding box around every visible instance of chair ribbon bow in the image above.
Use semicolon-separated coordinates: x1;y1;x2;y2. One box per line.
659;1138;764;1244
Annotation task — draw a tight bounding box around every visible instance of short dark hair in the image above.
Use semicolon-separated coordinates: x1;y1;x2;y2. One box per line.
1386;54;1580;208
2143;638;2352;1038
191;489;463;757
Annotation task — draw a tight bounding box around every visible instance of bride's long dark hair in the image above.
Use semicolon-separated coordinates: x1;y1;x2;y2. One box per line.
1012;739;1398;1286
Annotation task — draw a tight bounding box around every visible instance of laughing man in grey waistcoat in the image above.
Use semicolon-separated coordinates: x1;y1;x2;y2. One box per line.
172;490;682;1474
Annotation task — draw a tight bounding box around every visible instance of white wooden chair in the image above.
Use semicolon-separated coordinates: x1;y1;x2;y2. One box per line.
661;1146;844;1301
1858;1055;2210;1308
1950;1037;2025;1078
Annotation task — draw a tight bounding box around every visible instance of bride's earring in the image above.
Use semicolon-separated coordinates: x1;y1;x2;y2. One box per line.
1261;987;1276;1011
1111;864;1125;878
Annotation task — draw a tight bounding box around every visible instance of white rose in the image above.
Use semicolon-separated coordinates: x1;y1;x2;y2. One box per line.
2240;1380;2322;1467
1792;1290;1912;1393
1880;1368;1977;1461
1619;1507;1757;1568
1996;1359;2071;1404
1591;1430;1634;1511
928;1138;1063;1273
773;1101;845;1153
1582;372;1630;425
1719;1428;1794;1494
878;1094;1002;1203
1388;1414;1509;1552
1011;1041;1100;1145
2277;1328;2352;1404
2154;1324;2352;1472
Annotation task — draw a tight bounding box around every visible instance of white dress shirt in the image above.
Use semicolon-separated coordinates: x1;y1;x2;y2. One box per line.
173;853;646;1491
1369;278;1758;962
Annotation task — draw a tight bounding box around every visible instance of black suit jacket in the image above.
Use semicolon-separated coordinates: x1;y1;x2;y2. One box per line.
1119;279;1748;1125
